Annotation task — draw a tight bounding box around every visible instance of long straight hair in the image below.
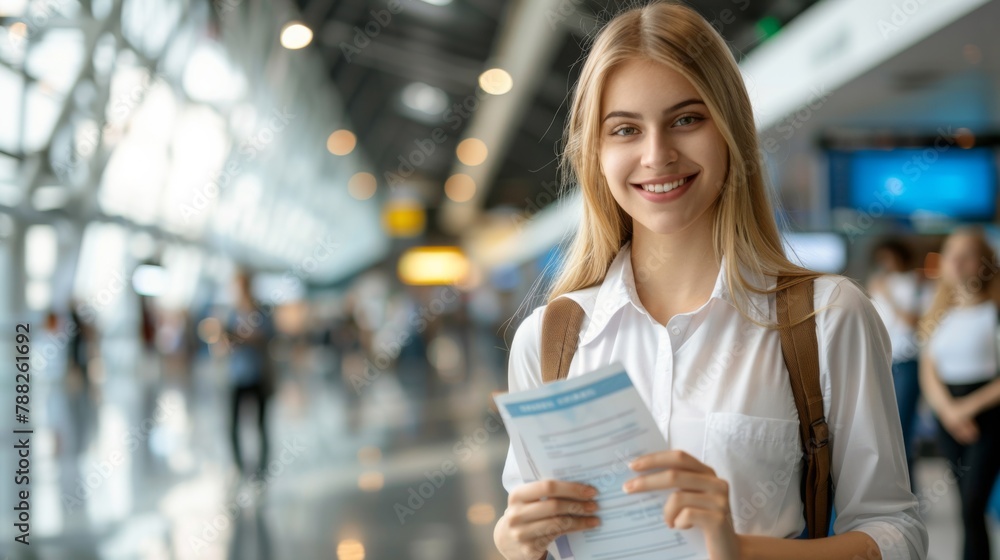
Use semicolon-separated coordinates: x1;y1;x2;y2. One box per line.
920;227;999;337
547;1;819;326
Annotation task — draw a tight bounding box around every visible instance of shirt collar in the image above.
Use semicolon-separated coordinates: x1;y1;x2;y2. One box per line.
579;241;771;345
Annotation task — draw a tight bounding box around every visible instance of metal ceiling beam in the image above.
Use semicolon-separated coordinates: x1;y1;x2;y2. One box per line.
321;20;481;93
437;0;572;234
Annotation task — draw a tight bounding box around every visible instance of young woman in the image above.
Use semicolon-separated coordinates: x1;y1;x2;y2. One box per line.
919;229;1000;560
494;3;927;559
868;239;927;486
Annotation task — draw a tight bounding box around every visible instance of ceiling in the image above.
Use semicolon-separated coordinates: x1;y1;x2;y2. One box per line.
290;0;823;238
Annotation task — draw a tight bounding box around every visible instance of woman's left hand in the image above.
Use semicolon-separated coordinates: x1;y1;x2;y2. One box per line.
623;450;741;560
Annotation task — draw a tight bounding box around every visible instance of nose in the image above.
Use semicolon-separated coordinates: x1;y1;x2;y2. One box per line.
640;130;678;169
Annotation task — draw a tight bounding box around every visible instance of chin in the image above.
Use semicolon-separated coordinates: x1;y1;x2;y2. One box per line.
632;217;695;236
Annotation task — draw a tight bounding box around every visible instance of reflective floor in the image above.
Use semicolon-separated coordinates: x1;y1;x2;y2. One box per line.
7;330;510;560
2;333;997;560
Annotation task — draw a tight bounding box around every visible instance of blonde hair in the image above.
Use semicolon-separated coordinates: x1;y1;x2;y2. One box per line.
920;227;999;336
547;1;818;326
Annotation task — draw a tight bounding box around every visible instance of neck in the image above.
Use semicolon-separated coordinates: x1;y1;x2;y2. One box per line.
953;285;988;307
630;209;721;325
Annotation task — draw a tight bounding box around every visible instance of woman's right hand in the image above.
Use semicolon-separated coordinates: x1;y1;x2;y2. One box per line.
495;480;601;560
939;401;980;444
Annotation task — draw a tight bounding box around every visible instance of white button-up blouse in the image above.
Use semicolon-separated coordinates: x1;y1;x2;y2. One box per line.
502;242;928;560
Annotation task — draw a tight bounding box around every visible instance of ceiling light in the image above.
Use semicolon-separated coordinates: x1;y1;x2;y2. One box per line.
336;538;365;560
327;129;357;155
401;82;448;115
419;0;453;5
7;21;27;46
456;138;487;166
280;22;313;50
348;172;377;200
444;174;476;202
398;246;469;285
382;200;426;238
478;68;512;95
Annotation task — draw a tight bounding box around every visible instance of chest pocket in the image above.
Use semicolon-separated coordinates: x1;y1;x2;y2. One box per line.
702;412;803;536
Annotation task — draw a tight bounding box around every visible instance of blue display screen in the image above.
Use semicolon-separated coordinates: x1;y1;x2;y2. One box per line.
830;148;998;221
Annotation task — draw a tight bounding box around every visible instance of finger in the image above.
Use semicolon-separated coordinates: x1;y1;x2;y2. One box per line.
510;479;597;504
662;491;729;528
673;507;730;533
630;450;713;475
512;515;601;546
507;499;599;526
623;468;727;495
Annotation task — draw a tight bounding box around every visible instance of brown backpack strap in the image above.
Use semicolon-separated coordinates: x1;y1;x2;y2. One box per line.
540;297;586;383
490;298;586;412
776;276;833;539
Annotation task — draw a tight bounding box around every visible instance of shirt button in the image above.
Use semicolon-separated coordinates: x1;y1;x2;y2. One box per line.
670;326;681;336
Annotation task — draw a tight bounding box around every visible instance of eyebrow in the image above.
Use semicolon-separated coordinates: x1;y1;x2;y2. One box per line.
602;99;705;123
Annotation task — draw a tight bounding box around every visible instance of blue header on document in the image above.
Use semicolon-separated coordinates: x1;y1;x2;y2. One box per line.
505;370;632;417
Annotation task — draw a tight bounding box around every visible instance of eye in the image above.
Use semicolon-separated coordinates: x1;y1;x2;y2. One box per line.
673;115;703;127
611;125;639;137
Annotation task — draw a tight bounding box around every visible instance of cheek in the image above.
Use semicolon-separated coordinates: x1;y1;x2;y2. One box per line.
600;147;631;187
687;130;729;186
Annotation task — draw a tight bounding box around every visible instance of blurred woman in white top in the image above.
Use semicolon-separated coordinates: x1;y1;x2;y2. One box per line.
492;3;926;559
919;228;1000;560
868;239;926;486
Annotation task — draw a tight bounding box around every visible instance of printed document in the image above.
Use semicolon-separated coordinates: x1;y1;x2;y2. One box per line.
495;363;709;560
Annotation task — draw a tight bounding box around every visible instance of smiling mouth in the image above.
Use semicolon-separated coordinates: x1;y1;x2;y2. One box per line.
631;173;698;193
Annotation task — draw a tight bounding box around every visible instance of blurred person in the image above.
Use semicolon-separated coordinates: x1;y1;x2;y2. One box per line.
68;303;92;386
334;295;366;433
224;269;276;476
919;228;1000;560
496;3;926;560
868;238;925;486
383;286;438;440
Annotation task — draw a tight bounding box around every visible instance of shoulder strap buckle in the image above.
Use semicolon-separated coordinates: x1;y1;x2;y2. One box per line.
809;417;830;451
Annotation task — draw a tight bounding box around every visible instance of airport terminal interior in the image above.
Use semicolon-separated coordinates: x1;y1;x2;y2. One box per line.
1;0;1000;558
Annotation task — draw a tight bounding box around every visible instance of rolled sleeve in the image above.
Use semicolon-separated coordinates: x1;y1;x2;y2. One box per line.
816;277;929;559
501;306;545;494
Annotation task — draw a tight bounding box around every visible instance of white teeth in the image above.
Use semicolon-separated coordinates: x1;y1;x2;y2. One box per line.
641;176;691;193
